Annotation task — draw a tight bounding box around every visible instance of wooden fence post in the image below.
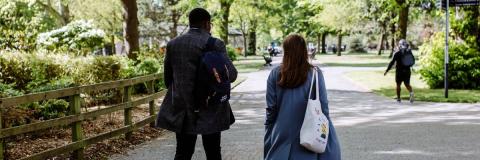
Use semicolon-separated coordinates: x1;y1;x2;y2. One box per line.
0;103;4;160
147;81;156;127
70;94;84;160
123;86;133;140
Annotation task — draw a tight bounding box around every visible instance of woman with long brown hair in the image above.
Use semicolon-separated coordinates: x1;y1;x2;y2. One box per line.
264;34;341;160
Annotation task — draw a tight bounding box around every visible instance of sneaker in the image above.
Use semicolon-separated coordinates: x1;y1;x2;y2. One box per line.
409;92;414;103
397;99;401;103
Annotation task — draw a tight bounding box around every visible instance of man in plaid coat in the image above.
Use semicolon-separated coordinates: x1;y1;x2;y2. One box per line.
156;8;237;160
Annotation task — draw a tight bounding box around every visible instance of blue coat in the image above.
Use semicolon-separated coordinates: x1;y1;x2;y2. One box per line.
264;66;341;160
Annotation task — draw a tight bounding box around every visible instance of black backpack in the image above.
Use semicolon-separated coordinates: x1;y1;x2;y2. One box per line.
194;37;231;110
400;49;415;67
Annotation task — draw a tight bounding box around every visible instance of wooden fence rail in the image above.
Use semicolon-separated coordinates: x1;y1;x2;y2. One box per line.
0;73;165;160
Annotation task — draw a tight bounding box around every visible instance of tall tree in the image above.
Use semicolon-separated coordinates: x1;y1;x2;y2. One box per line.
231;0;264;56
316;0;364;56
121;0;140;61
395;0;408;39
219;0;235;44
365;0;395;55
35;0;71;26
71;0;123;54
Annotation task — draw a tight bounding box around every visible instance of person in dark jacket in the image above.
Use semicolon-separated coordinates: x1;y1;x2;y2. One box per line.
156;8;238;160
384;39;414;103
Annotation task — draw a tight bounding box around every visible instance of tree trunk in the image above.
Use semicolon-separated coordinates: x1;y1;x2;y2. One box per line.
58;1;70;24
396;0;408;39
35;0;67;26
316;33;321;55
242;32;247;57
321;33;327;54
377;22;386;55
111;35;116;55
385;33;390;50
377;33;385;55
248;29;257;56
220;0;233;45
170;9;180;39
337;33;342;56
389;22;396;58
121;0;140;61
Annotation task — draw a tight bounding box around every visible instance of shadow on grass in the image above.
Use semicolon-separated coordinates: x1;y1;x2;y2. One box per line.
324;62;389;67
374;88;480;103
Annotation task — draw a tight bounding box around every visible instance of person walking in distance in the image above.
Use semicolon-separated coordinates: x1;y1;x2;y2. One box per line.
384;39;415;103
156;8;238;160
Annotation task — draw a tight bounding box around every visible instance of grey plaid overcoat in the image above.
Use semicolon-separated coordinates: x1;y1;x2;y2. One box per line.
156;28;238;134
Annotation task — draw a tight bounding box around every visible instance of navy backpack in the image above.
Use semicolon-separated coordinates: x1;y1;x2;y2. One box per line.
400;49;415;67
194;37;231;110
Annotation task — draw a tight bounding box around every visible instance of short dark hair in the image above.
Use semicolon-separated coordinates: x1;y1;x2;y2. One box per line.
188;8;211;28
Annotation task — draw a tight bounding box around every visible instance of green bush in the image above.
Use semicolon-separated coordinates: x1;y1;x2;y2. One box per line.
27;99;69;120
227;45;238;61
0;53;34;90
0;83;23;98
419;32;480;89
349;37;367;53
0;52;136;91
27;78;75;93
134;57;162;76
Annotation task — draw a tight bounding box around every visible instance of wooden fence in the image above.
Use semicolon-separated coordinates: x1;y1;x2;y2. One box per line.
0;73;165;160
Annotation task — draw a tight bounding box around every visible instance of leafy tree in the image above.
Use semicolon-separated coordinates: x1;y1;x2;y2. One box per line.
315;0;364;56
365;0;395;55
0;0;56;51
34;0;72;26
231;0;264;56
70;0;123;54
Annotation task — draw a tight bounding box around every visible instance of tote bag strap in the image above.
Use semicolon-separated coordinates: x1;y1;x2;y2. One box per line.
308;67;320;100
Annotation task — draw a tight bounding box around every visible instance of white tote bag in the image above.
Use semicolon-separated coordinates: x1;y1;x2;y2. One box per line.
300;68;329;153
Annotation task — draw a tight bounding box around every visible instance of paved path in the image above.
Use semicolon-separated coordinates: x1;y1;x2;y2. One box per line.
111;57;480;160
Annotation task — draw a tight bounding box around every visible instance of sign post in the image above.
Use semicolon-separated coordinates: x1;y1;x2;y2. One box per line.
439;0;479;98
445;0;449;98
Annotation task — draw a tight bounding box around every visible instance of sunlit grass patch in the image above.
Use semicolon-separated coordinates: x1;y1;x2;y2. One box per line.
345;70;480;103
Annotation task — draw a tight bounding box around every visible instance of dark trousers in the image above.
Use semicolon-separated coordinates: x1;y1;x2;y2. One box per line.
174;132;222;160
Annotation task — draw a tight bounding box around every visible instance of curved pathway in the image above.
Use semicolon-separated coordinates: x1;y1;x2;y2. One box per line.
111;56;480;160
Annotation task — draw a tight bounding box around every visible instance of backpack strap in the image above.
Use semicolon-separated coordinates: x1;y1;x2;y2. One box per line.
203;37;216;52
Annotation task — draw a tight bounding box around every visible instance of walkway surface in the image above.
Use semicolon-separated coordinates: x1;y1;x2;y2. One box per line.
111;56;480;160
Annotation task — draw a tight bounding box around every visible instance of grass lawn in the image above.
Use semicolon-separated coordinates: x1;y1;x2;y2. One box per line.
346;70;480;103
316;50;420;67
233;55;265;73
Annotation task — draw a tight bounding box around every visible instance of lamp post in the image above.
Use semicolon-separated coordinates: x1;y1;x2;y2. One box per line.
444;0;449;98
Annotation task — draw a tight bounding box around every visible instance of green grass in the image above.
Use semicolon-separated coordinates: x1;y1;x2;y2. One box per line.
376;88;480;103
233;55;265;73
316;52;391;67
234;62;265;73
322;62;389;67
316;50;420;67
236;55;264;61
346;70;480;103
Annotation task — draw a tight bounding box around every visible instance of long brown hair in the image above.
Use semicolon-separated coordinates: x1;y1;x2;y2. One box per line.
278;34;312;88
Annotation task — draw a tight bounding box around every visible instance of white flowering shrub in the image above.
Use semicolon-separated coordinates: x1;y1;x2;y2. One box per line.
37;20;105;54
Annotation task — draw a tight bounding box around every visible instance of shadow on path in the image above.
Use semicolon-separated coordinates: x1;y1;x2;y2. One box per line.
110;55;480;160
